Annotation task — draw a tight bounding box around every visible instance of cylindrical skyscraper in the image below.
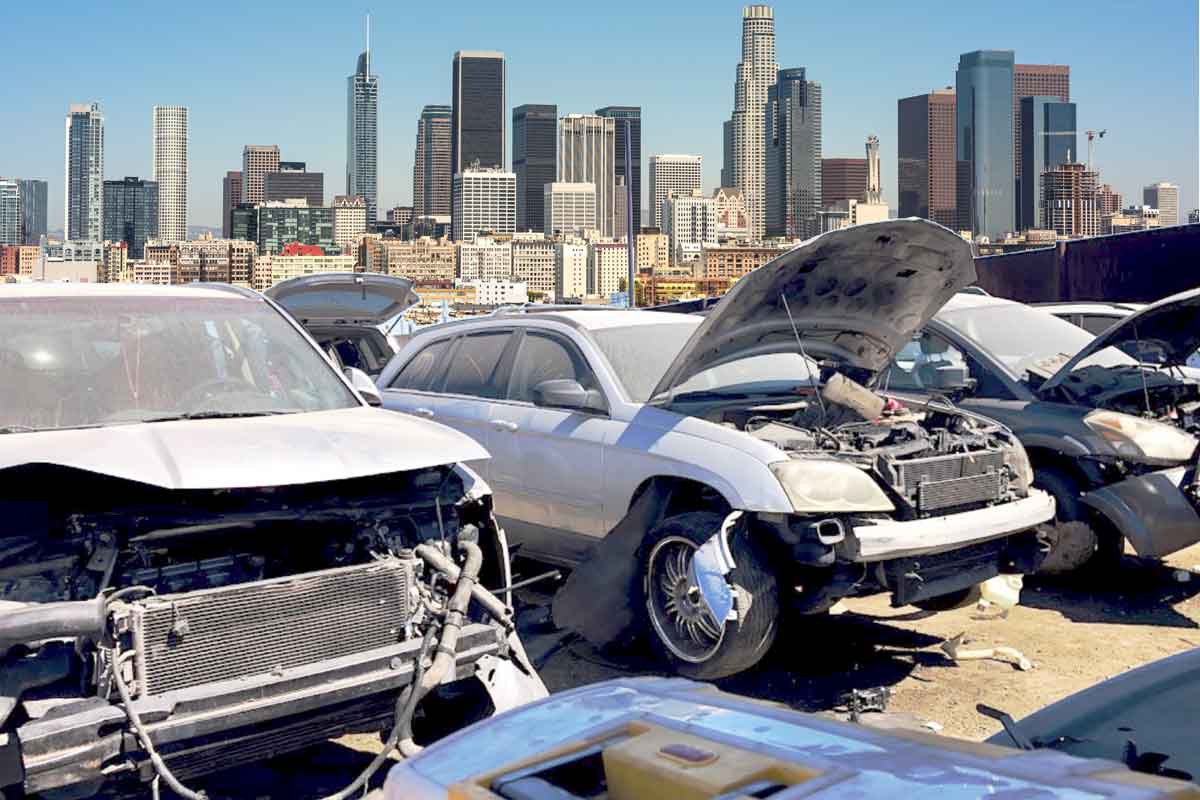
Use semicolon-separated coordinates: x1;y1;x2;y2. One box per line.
726;5;776;239
153;105;188;242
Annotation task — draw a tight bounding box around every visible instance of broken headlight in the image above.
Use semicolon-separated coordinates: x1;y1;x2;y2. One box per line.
1002;438;1034;493
1084;409;1198;466
770;459;895;514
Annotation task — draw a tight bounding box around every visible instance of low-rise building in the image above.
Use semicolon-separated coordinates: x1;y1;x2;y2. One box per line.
511;235;556;299
333;195;368;259
635;228;670;272
376;236;456;282
712;187;749;240
1102;205;1161;235
264;253;356;289
102;241;129;283
589;241;627;296
819;198;889;232
699;242;790;281
555;241;587;301
662;190;718;264
463;279;528;306
16;245;40;277
458;236;512;281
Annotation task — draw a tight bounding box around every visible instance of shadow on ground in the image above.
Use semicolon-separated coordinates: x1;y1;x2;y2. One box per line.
1022;556;1200;629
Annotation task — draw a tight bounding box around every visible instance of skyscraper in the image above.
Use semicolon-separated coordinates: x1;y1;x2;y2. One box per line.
222;171;243;239
413;104;452;217
0;181;19;245
513;104;558;232
1013;64;1069;218
726;5;777;239
596;106;641;228
865;135;881;203
265;162;324;207
1144;182;1180;227
766;67;822;239
347;26;379;222
152;105;188;241
956;50;1015;239
559;114;616;236
1042;162;1099;238
103;177;159;258
821;159;868;208
65;102;105;241
897;89;957;229
648;155;703;229
1019;96;1076;230
242;145;280;205
17;179;47;245
451;51;506;175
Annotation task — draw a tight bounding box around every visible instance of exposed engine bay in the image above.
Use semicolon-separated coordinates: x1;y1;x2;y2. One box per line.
1044;365;1200;434
0;463;541;798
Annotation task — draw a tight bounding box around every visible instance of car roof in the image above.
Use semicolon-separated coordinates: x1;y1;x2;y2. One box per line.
938;292;1022;313
0;283;258;301
412;307;701;337
1032;301;1145;315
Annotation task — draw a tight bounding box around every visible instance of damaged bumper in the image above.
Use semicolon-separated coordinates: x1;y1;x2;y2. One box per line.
1079;466;1200;558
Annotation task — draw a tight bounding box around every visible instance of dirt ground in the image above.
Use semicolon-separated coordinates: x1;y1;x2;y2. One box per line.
188;544;1200;796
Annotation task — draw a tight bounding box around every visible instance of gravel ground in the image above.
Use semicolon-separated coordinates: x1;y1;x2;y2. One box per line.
188;543;1200;796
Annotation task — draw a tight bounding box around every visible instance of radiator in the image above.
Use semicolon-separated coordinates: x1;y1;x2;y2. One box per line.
129;559;415;697
890;448;1005;513
917;472;1005;512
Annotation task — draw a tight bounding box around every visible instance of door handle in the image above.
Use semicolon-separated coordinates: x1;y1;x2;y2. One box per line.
412;407;435;418
490;419;518;432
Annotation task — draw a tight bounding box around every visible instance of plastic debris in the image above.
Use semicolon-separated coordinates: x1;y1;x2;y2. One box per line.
1173;569;1192;583
940;632;1034;671
922;721;944;733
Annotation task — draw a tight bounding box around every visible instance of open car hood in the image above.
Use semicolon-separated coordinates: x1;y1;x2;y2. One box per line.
265;272;419;326
0;407;488;490
647;219;975;404
1040;288;1200;394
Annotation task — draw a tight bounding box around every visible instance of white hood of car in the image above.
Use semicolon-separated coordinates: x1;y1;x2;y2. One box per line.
648;219;976;403
0;406;488;490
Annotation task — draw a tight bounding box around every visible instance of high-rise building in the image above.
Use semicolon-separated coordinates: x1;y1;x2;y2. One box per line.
152;105;188;242
1096;184;1122;217
897;89;957;229
865;135;882;203
332;195;368;256
103;177;159;258
347;30;379;222
662;190;719;263
451;51;506;176
451;168;516;243
544;182;597;236
1013;64;1069;217
222;171;242;239
648;154;703;229
413;104;452;218
254;201;336;255
596;106;642;229
513;104;558;232
766;67;822;239
956;50;1015;239
1144;182;1180;227
821;159;868;208
265;162;324;207
16;179;48;245
1018;96;1076;231
559;114;617;236
242;145;280;205
0;181;19;245
65;103;105;241
1042;162;1099;238
726;5;777;239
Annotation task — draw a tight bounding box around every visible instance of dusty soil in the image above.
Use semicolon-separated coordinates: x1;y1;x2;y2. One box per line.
188;545;1200;796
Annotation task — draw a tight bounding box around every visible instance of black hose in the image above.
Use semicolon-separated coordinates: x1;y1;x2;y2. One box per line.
0;599;106;650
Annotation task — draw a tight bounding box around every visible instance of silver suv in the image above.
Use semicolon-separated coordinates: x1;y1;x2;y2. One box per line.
377;220;1056;678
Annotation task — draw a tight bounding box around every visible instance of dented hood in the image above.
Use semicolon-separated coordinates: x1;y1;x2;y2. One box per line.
1041;288;1200;394
648;219;975;403
0;406;488;490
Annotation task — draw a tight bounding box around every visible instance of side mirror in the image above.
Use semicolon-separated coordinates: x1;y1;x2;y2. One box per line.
926;363;975;393
345;367;383;407
531;379;606;414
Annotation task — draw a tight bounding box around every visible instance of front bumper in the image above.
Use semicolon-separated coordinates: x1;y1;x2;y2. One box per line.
848;489;1057;562
1079;466;1200;558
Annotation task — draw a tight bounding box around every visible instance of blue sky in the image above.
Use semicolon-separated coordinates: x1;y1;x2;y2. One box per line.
2;0;1196;229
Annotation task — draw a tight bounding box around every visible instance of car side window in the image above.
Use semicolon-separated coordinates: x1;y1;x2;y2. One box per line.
880;332;969;392
388;338;451;391
506;331;600;404
438;331;511;398
1078;314;1119;336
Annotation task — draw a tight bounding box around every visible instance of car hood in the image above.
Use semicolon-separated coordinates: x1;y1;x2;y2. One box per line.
647;219;975;404
266;272;419;325
1040;288;1200;394
0;406;488;490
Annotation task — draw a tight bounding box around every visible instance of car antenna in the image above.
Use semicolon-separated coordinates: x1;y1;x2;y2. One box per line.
1133;321;1153;415
781;292;826;422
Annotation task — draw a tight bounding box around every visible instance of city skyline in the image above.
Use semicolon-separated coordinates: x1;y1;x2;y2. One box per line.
1;0;1195;231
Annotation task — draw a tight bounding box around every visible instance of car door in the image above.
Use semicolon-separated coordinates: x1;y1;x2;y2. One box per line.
485;327;613;564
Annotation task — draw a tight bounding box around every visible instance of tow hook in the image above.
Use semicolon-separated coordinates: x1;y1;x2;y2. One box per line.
688;511;745;626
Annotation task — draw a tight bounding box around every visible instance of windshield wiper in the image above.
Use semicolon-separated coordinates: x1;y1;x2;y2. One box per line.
0;424;38;434
140;410;295;423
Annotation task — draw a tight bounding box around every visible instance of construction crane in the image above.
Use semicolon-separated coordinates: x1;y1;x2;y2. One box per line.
1086;129;1107;172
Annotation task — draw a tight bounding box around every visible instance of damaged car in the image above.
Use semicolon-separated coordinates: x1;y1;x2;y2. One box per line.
377;219;1055;679
0;283;545;799
882;289;1200;572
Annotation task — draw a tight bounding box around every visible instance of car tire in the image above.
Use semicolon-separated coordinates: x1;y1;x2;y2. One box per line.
639;511;778;680
1035;468;1123;574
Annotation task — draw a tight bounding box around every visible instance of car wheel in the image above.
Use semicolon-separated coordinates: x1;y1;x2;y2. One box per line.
639;511;778;680
1035;468;1123;574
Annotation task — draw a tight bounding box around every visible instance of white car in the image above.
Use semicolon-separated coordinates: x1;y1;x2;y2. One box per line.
377;220;1056;679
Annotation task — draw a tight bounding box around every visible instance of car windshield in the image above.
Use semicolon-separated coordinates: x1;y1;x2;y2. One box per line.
1;294;359;432
591;319;820;403
938;302;1137;380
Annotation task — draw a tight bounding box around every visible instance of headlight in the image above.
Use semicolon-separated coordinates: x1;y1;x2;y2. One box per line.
1002;437;1034;491
1083;410;1197;465
770;459;895;513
